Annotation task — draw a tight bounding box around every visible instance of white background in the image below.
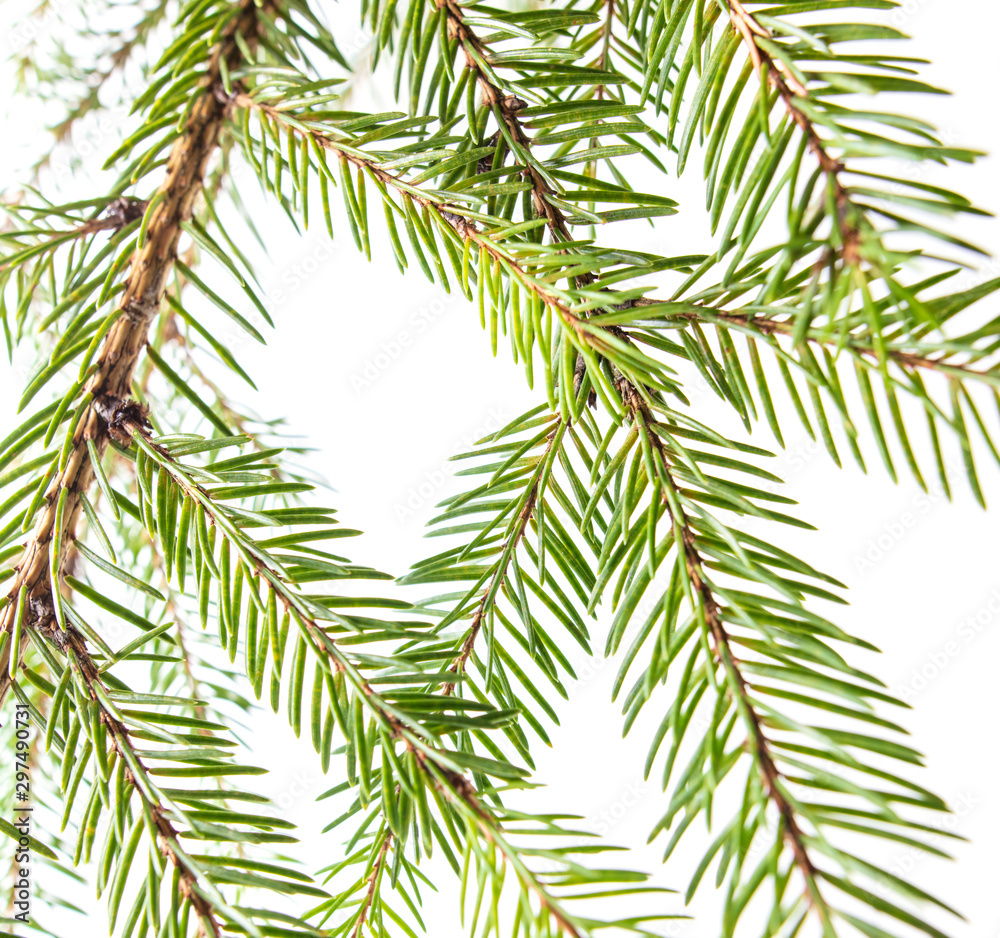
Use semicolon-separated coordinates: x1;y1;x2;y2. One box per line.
1;0;999;935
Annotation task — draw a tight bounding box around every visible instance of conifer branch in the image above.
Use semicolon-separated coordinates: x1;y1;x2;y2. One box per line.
617;375;834;927
724;0;859;259
232;94;592;318
119;412;599;938
0;197;149;267
5;2;995;936
351;830;393;938
59;627;228;937
596;0;616;76
421;761;585;938
351;682;589;938
236;94;997;402
442;421;562;695
0;0;268;703
437;0;574;241
630;299;1000;382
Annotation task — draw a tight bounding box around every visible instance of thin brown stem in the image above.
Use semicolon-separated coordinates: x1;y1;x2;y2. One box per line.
58;624;223;935
442;423;560;695
726;0;859;261
414;753;584;938
585;0;618;173
636;300;994;378
352;831;393;938
617;377;831;921
597;0;615;73
0;198;149;271
436;0;574;241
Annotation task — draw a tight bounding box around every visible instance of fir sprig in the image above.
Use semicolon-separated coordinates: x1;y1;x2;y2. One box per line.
1;0;997;936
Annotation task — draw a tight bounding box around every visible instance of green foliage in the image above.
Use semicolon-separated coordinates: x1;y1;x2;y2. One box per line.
0;0;997;936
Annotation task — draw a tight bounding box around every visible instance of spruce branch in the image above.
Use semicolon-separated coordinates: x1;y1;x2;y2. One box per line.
350;830;393;938
435;0;574;241
236;86;997;406
413;388;956;936
231;91;594;313
609;0;1000;488
398;409;686;936
231;90;671;414
230;85;1000;493
117;414;620;938
4;445;332;936
0;0;270;704
17;605;317;938
648;301;1000;381
222;74;997;931
564;370;961;934
98;389;664;937
617;375;835;930
4;2;997;936
0;197;149;270
724;0;858;260
441;418;564;695
57;628;228;937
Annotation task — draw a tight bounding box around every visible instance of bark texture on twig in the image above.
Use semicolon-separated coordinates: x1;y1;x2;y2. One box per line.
0;0;269;703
